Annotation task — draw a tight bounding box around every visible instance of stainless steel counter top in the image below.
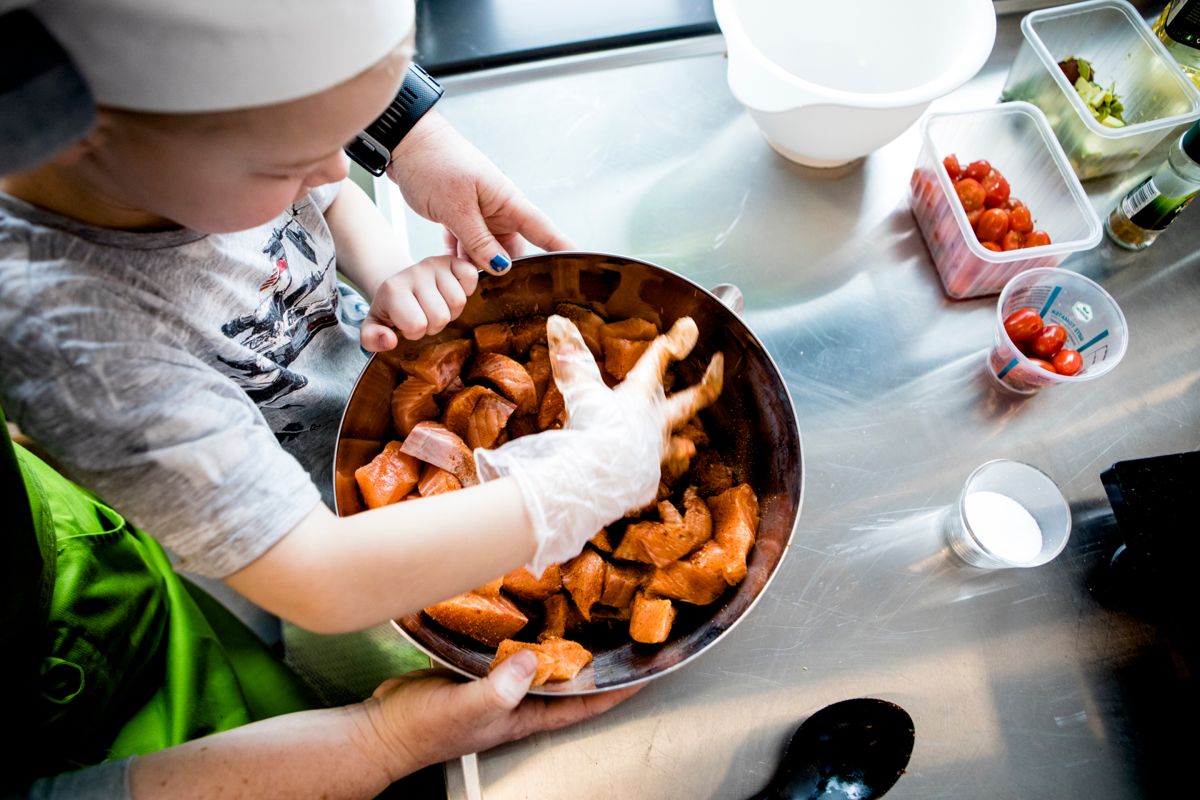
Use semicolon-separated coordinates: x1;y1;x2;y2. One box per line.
381;7;1199;798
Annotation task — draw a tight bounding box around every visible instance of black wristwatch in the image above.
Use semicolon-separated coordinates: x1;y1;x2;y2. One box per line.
344;62;444;176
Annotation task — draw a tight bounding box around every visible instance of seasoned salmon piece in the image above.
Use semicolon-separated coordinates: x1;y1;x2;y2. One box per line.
391;376;439;437
590;529;614;553
467;352;538;414
603;338;651;381
562;548;606;621
474;577;504;597
473;322;512;355
630;592;676;644
538;382;567;430
539;593;569;642
506;413;539;440
646;555;727;605
708;483;760;586
600;561;646;609
691;450;735;496
335;438;382;516
398;339;473;392
601;317;658;342
503;565;562;602
554;302;605;358
400;422;478;486
417;463;462;497
677;417;709;447
469;390;518;450
510;315;548;356
491;638;593;686
444;385;517;449
440;374;466;399
354;441;422;509
425;591;528;647
525;344;552;406
614;487;713;566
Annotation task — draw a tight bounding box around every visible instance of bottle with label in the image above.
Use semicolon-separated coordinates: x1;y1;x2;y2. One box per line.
1153;0;1200;90
1105;121;1200;250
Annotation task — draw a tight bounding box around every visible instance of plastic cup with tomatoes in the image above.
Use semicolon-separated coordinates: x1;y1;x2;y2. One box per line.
987;267;1129;395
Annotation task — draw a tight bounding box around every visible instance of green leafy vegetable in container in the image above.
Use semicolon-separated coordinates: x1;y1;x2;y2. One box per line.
1058;56;1126;128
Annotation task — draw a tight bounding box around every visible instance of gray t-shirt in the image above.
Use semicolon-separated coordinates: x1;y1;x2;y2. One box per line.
0;183;371;577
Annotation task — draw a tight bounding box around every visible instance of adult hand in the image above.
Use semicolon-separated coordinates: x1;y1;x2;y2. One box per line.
385;112;573;276
362;650;641;775
360;255;478;350
476;316;725;573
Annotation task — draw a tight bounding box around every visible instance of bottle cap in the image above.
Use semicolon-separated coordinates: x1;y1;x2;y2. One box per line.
1184;121;1200;164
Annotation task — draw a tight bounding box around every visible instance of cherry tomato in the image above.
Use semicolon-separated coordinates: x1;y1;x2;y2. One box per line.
1028;358;1057;373
981;241;1001;252
1022;230;1052;248
975;208;1011;243
943;154;963;181
1051;348;1083;376
1003;308;1044;343
965;160;992;181
982;171;1011;208
966;207;984;227
955;178;986;212
1009;203;1033;234
1030;324;1068;358
1001;230;1023;251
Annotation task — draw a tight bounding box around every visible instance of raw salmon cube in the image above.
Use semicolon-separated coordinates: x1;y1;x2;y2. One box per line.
391;376;439;438
417;463;462;497
398;339;473;392
600;562;646;609
646;555;727;606
630;592;676;644
538;382;567;430
562;548;606;621
503;565;562;602
613;487;712;566
554;302;605;358
335;438;382;516
603;338;651;381
524;345;552;406
601;318;658;341
590;529;614;553
708;483;760;585
491;638;593;685
473;322;512;355
444;385;517;449
354;441;421;509
539;593;569;642
510;315;548;356
467;352;537;414
424;591;528;647
400;422;478;486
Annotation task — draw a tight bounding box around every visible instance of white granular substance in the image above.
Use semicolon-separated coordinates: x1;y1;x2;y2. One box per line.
963;491;1043;564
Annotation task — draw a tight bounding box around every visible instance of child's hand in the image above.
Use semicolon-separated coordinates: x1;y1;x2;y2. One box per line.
361;256;478;351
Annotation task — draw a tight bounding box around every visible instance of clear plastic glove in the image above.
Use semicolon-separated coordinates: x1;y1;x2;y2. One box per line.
476;315;723;573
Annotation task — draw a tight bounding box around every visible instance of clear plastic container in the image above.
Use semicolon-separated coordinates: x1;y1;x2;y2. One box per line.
986;267;1129;395
1000;0;1200;180
909;102;1102;300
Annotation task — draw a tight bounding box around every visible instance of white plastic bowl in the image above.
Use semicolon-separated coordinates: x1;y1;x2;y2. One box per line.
715;0;997;167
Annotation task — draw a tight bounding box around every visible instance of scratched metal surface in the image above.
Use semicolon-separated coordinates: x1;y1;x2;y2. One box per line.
387;7;1200;798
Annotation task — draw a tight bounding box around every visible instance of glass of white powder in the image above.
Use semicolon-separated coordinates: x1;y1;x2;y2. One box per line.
945;459;1072;568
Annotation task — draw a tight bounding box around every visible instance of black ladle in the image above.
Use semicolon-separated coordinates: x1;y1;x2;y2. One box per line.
747;698;916;800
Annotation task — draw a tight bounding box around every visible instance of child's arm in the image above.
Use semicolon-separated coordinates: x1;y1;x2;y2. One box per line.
323;178;478;350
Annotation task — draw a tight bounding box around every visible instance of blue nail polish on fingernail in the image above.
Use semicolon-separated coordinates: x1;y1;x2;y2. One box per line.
490;254;511;272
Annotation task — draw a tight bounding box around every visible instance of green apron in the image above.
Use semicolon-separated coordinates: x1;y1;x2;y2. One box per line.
1;413;318;788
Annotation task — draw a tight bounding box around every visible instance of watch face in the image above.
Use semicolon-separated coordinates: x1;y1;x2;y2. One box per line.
344;133;389;176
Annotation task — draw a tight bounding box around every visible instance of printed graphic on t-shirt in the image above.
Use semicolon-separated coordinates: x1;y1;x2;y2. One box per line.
217;210;339;405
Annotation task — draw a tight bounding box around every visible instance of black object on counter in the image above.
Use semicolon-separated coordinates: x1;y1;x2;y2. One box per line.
414;0;719;76
1102;451;1199;665
747;698;915;800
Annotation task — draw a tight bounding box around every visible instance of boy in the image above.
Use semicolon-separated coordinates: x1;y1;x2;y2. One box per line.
0;0;684;641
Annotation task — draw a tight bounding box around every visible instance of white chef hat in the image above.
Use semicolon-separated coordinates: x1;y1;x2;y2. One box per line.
28;0;417;113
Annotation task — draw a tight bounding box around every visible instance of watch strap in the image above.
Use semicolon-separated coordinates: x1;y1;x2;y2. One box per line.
345;62;443;176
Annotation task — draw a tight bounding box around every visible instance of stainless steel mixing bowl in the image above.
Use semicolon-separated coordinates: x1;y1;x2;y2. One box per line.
333;251;803;694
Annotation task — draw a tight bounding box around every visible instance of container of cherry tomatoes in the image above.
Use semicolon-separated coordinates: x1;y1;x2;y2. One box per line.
987;267;1128;395
909;102;1101;299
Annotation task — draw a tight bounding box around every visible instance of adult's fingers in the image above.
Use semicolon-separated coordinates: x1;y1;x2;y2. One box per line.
511;199;575;253
444;205;513;276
